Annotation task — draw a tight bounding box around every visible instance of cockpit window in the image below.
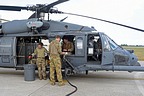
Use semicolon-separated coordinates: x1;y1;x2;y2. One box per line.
102;35;111;52
106;36;119;50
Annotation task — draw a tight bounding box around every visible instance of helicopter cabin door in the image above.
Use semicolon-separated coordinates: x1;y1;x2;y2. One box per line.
0;37;16;67
101;34;114;65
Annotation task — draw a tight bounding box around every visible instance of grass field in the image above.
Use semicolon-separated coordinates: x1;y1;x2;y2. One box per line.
122;46;144;61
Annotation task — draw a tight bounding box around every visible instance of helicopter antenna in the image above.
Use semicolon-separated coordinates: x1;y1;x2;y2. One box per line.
60;16;68;22
35;8;38;18
49;9;144;32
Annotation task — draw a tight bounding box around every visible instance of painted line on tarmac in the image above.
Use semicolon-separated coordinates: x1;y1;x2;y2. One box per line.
73;74;144;80
27;82;49;96
135;72;144;96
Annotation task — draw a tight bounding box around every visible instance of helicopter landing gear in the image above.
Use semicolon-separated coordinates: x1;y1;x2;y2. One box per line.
86;70;89;75
64;68;73;76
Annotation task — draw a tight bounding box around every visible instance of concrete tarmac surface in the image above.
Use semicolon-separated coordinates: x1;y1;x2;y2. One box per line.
0;62;144;96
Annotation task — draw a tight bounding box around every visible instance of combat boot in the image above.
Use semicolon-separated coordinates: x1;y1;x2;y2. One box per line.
50;82;56;86
58;82;65;86
51;82;55;86
39;76;43;80
43;76;47;80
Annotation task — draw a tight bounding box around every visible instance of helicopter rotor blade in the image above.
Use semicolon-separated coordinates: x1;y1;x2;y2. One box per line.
58;11;144;32
50;9;144;32
0;18;10;22
0;5;27;11
41;0;69;11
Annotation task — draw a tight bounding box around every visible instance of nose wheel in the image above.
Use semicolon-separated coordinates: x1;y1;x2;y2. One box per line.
86;70;88;75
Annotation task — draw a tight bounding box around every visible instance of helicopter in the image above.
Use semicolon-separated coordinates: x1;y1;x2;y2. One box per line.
0;0;144;76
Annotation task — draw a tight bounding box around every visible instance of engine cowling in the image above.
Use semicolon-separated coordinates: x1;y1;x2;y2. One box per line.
1;19;44;34
2;20;31;34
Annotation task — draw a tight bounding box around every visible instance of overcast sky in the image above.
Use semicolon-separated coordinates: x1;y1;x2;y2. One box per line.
0;0;144;45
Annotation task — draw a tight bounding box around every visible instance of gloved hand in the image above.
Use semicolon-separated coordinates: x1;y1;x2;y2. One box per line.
31;53;35;57
28;55;32;59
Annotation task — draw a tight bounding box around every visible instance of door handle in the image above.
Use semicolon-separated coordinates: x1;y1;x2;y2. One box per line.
103;55;106;58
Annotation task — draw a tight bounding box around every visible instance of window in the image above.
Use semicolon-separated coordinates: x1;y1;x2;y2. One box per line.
77;37;83;49
106;36;119;50
102;35;111;52
62;35;75;54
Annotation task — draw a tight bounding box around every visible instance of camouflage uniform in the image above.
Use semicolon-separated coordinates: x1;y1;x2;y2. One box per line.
33;47;48;80
49;40;64;85
62;41;74;52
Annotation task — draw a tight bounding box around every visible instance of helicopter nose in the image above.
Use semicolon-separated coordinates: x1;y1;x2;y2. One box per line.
129;54;139;66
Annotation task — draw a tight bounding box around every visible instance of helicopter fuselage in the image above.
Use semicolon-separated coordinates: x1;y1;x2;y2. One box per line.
0;19;143;75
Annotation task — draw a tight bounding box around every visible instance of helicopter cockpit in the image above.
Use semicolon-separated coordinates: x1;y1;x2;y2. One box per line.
87;32;135;67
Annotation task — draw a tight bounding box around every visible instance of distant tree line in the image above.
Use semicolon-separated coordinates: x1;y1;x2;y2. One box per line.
121;44;128;46
121;44;144;47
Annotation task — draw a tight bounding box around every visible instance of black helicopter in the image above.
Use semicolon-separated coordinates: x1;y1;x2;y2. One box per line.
0;0;144;75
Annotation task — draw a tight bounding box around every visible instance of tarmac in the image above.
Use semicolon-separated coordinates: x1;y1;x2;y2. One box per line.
0;62;144;96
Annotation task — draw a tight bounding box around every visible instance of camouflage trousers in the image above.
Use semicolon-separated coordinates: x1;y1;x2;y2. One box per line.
50;56;63;83
36;58;46;79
